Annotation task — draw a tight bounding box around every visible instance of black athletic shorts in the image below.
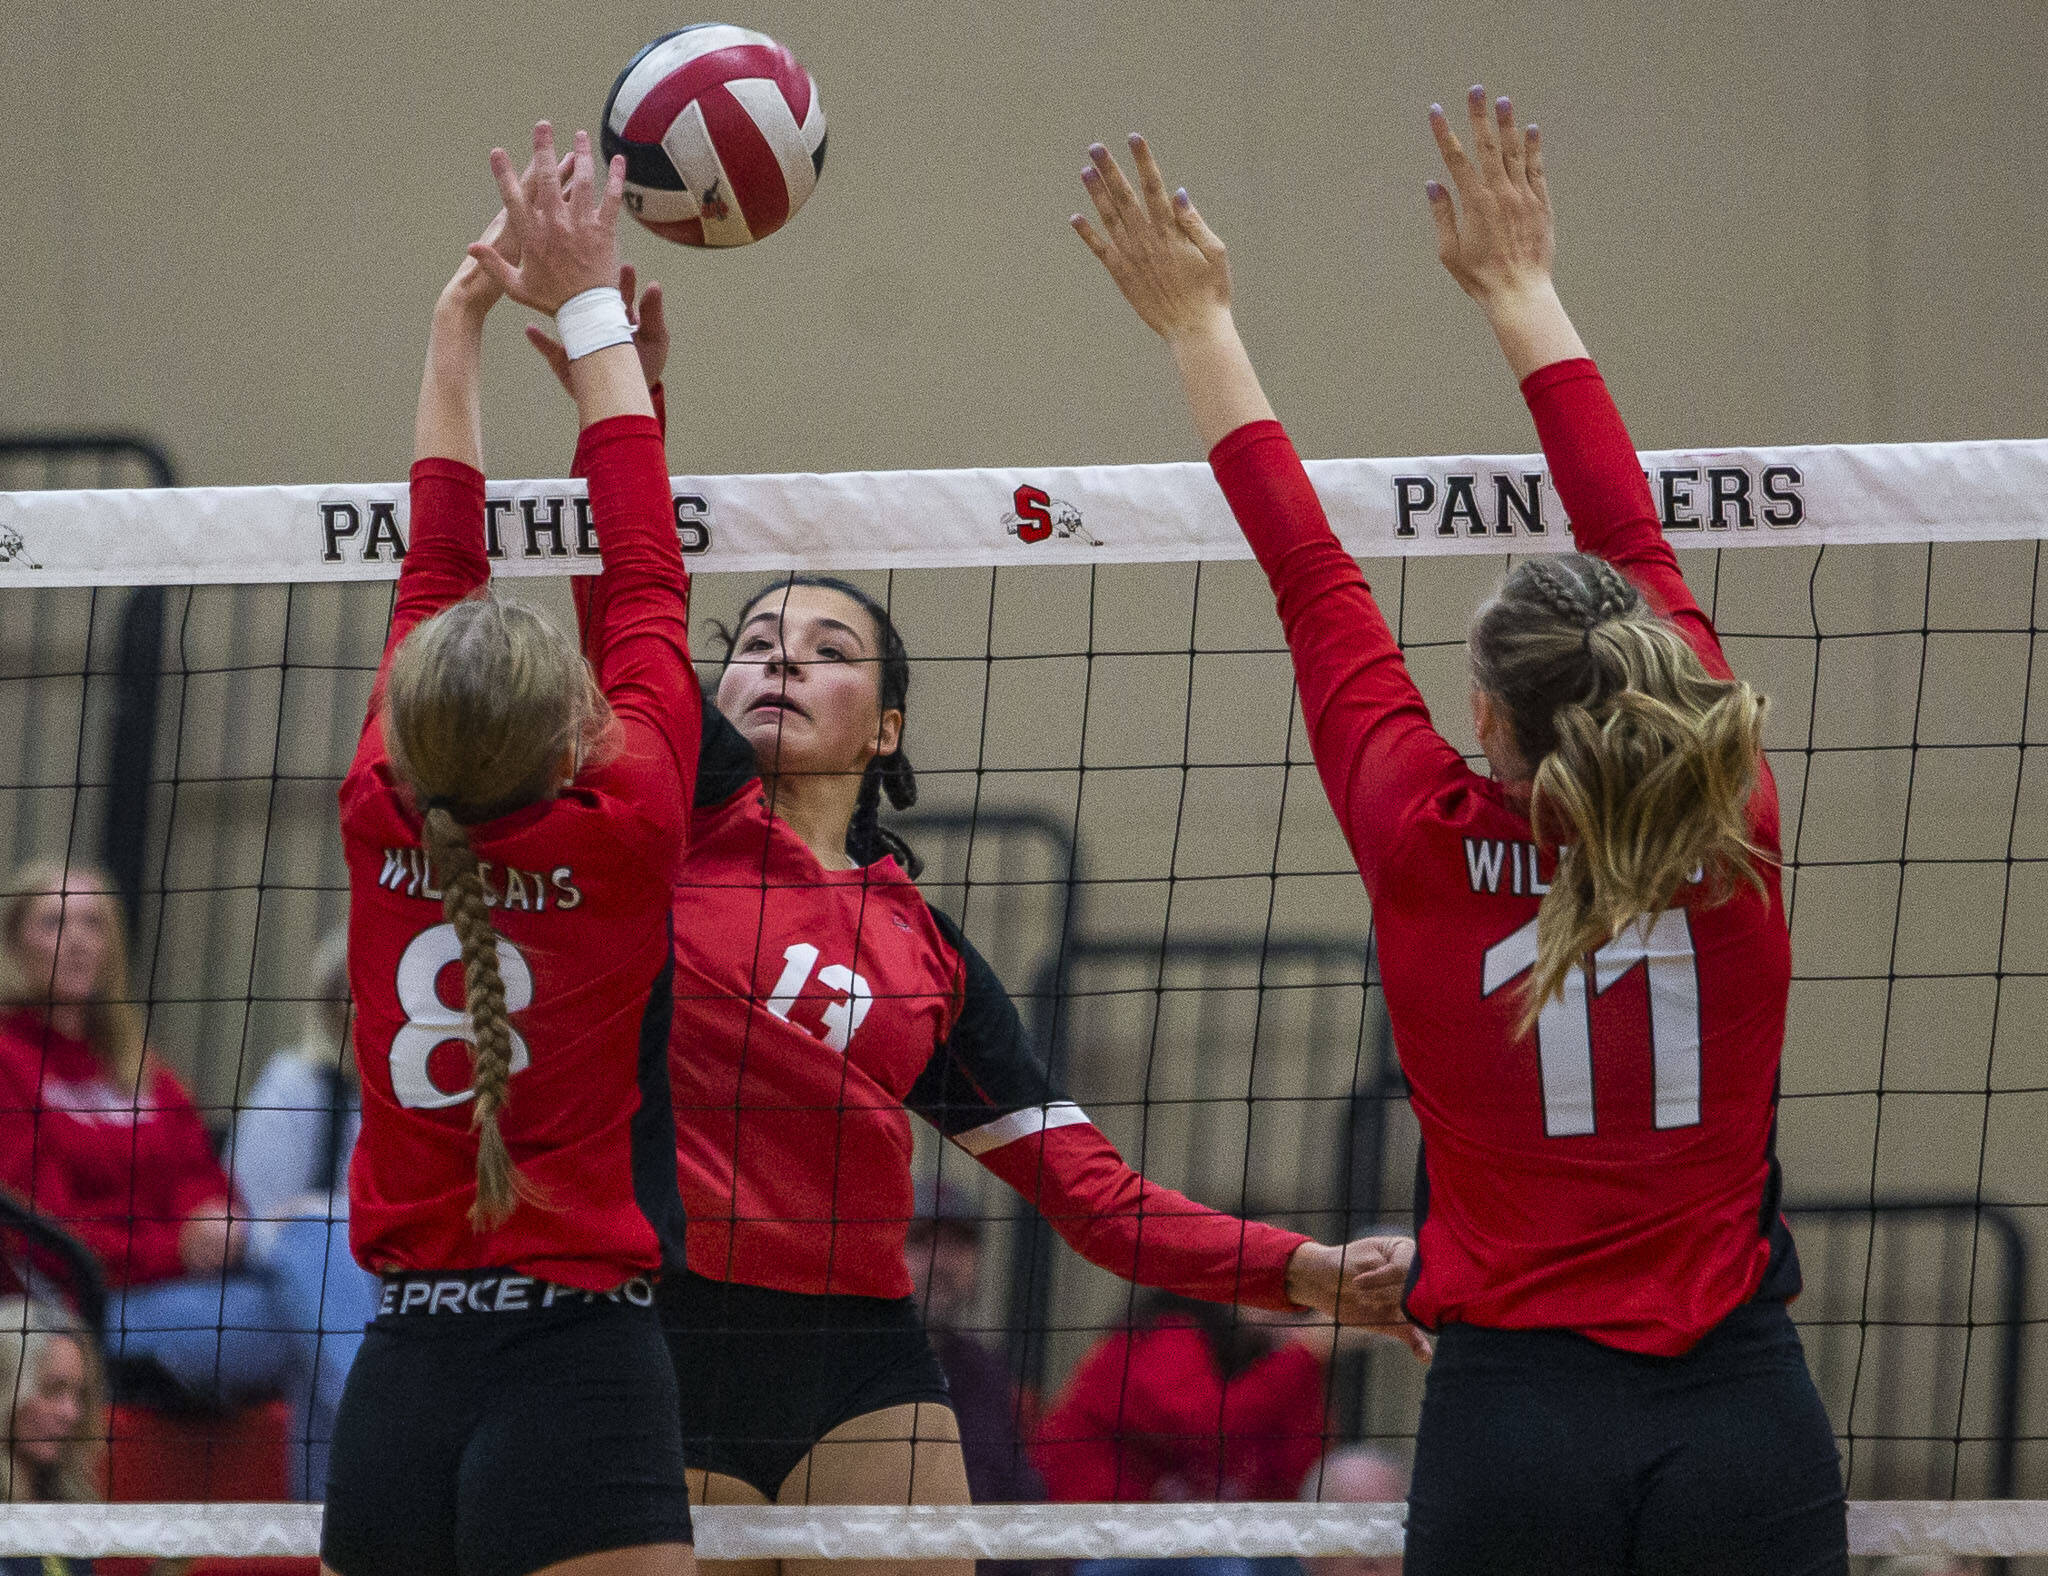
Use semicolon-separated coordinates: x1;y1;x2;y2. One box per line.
658;1268;953;1499
322;1271;694;1576
1404;1299;1846;1576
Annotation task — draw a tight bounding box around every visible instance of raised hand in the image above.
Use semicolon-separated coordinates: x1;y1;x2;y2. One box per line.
440;207;519;317
468;122;626;315
1071;134;1232;343
1426;85;1586;379
527;263;669;394
1427;85;1553;305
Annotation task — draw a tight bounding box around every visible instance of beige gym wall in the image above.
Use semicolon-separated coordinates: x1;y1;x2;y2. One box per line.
8;1;2044;483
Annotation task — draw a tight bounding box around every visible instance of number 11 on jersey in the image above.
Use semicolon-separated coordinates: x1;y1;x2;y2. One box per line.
1481;908;1702;1138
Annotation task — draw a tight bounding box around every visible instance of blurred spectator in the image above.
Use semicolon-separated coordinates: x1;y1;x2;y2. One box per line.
229;929;358;1223
907;1179;1043;1505
0;862;349;1496
1036;1292;1328;1505
226;925;379;1497
0;1295;102;1526
1869;1561;1986;1576
1298;1446;1408;1576
1035;1289;1331;1576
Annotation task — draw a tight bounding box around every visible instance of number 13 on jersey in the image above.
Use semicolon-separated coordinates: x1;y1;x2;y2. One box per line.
1482;908;1701;1138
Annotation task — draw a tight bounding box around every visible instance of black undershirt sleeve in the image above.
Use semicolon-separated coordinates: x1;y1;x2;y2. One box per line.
693;688;761;808
905;906;1065;1132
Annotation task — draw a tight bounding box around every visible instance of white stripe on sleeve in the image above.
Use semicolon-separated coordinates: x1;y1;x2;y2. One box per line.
950;1101;1092;1157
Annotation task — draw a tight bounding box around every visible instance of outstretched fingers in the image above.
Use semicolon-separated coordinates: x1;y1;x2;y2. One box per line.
1525;123;1548;205
1085;141;1140;230
1465;83;1505;182
1495;95;1525;185
1173;187;1225;263
1428;102;1480;201
1128;133;1177;224
1069;211;1112;262
1424;177;1459;261
564;128;594;216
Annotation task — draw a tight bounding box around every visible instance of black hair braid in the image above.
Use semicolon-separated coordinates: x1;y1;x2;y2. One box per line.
722;574;924;878
847;749;923;878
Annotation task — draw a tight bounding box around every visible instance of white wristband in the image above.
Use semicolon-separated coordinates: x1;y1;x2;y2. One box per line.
555;286;634;362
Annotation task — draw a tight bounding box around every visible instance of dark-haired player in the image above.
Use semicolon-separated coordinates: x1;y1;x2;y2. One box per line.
323;123;699;1576
528;319;1423;1576
1072;94;1847;1575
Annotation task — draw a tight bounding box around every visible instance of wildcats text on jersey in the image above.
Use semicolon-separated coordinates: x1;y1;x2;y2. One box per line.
376;846;584;911
1463;837;1554;896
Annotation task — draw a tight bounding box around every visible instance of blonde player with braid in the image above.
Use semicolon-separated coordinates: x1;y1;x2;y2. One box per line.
324;122;701;1576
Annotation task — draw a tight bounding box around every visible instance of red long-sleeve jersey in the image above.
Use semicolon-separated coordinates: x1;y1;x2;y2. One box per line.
342;414;699;1289
660;706;1310;1306
1033;1315;1328;1503
1209;359;1798;1356
0;1011;233;1289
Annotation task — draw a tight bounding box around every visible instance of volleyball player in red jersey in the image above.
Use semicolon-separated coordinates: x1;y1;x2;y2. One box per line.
1075;94;1846;1575
322;124;698;1576
528;388;1415;1576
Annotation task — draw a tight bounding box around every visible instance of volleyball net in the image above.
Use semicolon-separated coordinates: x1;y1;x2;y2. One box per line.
4;432;2048;1561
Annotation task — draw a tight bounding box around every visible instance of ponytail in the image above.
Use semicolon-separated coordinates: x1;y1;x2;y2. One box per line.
846;747;923;878
420;805;530;1230
1469;554;1769;1035
383;593;609;1231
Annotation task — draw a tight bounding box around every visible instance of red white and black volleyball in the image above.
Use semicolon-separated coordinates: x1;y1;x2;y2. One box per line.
602;24;825;248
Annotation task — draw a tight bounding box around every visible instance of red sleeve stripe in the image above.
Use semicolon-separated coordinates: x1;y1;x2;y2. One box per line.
951;1101;1091;1157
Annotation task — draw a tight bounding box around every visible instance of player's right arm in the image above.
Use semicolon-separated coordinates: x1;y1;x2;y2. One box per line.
1071;136;1467;890
1428;87;1733;681
344;201;527;787
474;126;700;830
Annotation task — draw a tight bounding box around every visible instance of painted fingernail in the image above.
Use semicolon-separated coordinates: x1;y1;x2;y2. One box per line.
1469;84;1485;101
1174;186;1190;205
1088;142;1108;158
1428;103;1444;118
1081;166;1099;182
1129;132;1144;146
1497;96;1512;114
1526;123;1538;136
1425;180;1443;199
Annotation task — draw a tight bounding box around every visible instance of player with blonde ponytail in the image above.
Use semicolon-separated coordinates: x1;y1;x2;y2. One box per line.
323;122;701;1576
1079;84;1845;1575
1468;551;1771;1034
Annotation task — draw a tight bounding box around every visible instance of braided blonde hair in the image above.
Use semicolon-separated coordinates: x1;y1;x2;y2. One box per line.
382;595;613;1229
1470;553;1768;1035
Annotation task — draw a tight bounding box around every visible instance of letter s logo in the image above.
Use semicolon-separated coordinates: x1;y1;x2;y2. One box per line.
1011;484;1054;544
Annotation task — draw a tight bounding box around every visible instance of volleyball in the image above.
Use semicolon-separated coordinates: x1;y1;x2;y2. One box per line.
601;24;826;248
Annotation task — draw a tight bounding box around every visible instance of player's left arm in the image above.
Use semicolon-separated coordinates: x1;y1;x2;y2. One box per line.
907;911;1427;1352
1427;87;1732;681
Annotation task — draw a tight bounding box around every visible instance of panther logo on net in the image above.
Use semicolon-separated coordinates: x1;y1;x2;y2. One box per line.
0;524;39;569
1002;484;1098;546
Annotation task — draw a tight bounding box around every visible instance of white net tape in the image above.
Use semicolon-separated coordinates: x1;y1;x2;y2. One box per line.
0;1501;2044;1560
2;438;2045;586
